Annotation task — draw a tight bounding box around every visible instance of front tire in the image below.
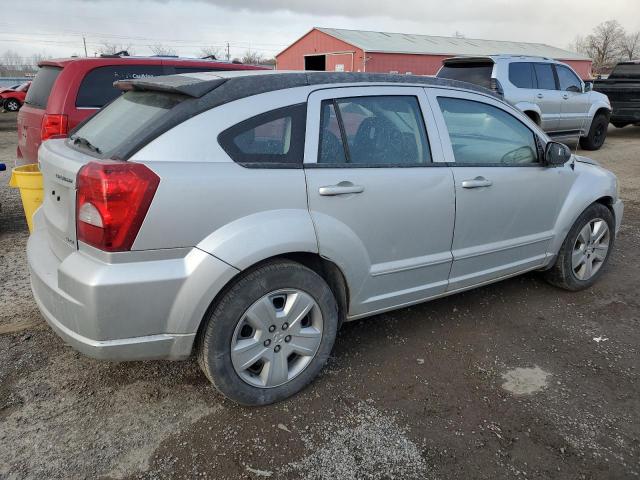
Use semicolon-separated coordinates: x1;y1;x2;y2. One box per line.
197;260;339;406
579;112;609;150
544;203;615;291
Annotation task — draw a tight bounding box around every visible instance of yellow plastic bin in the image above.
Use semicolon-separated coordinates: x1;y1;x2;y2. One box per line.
9;164;44;233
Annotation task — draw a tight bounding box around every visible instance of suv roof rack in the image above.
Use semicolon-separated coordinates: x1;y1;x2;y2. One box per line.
100;50;130;58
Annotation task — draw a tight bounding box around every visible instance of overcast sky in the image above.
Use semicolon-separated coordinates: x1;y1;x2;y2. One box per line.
2;0;638;61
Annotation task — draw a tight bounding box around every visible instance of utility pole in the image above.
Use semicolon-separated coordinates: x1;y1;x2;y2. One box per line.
226;42;230;62
82;36;88;57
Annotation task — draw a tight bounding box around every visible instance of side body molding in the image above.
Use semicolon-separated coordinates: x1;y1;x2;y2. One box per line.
196;209;319;270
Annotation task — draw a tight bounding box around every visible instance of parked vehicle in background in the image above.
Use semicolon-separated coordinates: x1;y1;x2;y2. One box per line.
594;60;640;128
1;82;31;112
0;83;23;94
15;54;266;165
437;55;612;150
27;71;623;406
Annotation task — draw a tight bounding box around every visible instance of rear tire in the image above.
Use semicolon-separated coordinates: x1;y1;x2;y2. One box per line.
197;260;339;406
579;112;609;150
4;99;20;112
544;203;615;291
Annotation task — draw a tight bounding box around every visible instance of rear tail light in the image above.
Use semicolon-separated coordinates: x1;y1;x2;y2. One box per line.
41;114;68;141
76;161;160;252
490;78;504;97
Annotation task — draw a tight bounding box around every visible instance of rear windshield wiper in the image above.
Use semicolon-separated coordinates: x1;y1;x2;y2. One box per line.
72;136;102;154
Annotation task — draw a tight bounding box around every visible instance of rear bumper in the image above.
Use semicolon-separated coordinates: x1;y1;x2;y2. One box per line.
27;211;238;361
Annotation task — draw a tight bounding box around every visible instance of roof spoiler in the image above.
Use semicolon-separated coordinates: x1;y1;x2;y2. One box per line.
115;74;227;98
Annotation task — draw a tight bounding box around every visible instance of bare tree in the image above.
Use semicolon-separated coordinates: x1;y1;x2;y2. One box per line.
620;31;640;60
97;42;133;56
241;49;263;65
580;20;626;73
149;44;177;56
200;46;221;59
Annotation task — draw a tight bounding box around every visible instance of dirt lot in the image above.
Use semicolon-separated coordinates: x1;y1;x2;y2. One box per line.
0;111;638;480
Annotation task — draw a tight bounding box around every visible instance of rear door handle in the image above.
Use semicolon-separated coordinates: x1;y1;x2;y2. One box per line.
461;176;492;189
318;182;364;196
562;94;569;99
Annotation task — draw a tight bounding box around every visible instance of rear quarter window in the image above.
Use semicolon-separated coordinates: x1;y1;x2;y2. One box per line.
509;63;536;89
76;65;166;108
218;103;307;168
25;66;62;108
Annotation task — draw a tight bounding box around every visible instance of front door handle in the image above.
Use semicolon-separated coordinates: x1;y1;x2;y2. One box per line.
536;93;544;99
318;181;365;196
461;176;493;189
562;94;569;99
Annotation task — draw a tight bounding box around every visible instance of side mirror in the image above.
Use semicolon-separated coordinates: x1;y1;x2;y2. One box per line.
583;81;593;93
544;141;572;167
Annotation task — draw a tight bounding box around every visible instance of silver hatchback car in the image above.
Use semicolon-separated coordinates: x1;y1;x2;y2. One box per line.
28;71;623;405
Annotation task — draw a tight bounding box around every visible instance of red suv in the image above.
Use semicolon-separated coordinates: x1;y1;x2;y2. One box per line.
1;81;31;112
16;55;266;165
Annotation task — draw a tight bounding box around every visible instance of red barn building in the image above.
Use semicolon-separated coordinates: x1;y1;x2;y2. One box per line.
276;27;593;79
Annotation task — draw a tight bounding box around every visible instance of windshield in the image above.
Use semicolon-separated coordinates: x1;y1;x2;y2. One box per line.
70;90;186;158
609;63;640;79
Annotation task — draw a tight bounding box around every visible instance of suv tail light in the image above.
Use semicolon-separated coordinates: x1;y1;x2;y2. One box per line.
490;78;504;97
41;114;68;141
76;161;160;252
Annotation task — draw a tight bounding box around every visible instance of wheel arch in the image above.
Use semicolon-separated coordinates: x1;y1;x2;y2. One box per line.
194;252;351;348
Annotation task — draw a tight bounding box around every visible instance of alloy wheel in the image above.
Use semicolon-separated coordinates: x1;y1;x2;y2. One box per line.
572;218;610;281
230;289;323;388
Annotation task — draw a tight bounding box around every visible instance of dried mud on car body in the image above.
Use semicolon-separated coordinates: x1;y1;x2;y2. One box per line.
0;112;639;480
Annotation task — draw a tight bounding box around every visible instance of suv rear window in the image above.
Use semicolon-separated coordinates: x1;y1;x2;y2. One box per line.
76;65;166;108
609;63;640;78
25;66;62;108
70;90;186;157
437;62;494;89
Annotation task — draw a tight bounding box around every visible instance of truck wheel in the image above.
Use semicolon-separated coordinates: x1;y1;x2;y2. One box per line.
544;203;614;291
579;112;609;150
197;260;339;406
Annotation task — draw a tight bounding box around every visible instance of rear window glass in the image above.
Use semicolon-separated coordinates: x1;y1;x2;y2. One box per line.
509;63;536;89
70;90;185;157
25;66;61;108
76;65;166;108
436;63;494;89
218;103;307;167
609;63;640;78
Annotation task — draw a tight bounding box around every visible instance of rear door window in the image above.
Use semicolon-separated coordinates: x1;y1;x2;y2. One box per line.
318;96;431;165
533;63;557;90
436;63;494;89
509;63;536;89
25;66;62;108
76;65;166;108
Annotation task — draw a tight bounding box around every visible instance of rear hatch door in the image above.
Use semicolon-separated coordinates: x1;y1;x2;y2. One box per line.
38;139;94;260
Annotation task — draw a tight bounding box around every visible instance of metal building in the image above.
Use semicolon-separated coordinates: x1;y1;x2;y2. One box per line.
276;27;593;79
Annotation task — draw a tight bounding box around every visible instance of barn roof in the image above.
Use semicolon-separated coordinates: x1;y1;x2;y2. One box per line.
314;27;590;61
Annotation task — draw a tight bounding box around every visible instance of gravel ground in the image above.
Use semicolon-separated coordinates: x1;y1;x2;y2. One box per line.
0;111;639;480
